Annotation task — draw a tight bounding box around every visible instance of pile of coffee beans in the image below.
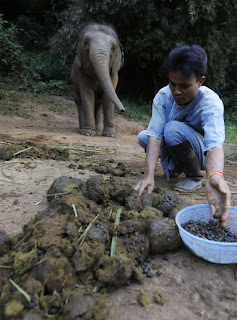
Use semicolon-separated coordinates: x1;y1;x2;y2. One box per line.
181;219;237;242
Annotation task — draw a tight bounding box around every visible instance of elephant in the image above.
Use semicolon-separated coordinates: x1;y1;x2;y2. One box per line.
71;22;125;137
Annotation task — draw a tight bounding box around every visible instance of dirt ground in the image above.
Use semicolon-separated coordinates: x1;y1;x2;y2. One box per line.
0;97;237;320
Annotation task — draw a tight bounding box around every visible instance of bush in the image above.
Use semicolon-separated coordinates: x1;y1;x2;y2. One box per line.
0;14;24;73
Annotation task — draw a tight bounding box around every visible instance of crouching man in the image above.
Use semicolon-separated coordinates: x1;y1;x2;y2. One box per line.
134;45;231;227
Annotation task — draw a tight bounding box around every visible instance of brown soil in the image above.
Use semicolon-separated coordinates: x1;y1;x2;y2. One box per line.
0;97;237;320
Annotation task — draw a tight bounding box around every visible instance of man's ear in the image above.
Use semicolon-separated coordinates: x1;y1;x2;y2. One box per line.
199;76;205;86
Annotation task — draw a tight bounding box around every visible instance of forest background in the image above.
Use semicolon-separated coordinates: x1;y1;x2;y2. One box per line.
0;0;237;129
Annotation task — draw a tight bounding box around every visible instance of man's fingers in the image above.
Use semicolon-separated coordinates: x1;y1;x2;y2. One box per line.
220;215;228;228
134;179;154;196
220;204;231;228
147;185;153;194
133;181;146;196
220;182;231;227
209;204;216;220
133;182;141;192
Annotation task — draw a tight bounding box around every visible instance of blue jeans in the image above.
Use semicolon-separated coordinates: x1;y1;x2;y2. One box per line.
137;120;206;170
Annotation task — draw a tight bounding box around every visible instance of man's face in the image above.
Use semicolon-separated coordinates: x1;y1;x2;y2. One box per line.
169;72;205;106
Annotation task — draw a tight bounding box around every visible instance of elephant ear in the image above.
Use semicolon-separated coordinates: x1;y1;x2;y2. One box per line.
75;40;83;69
74;54;82;69
112;42;124;74
76;38;90;70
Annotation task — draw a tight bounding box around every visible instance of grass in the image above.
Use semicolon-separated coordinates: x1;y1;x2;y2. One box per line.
0;89;36;118
118;97;151;124
224;121;237;160
0;86;75;118
225;121;237;143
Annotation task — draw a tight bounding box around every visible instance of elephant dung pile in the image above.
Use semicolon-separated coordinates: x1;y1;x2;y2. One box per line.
0;142;69;161
0;175;185;320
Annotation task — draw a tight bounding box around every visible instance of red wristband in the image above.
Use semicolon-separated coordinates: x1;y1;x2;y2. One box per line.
206;171;225;181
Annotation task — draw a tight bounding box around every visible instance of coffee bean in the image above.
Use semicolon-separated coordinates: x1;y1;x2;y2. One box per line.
146;272;153;278
51;308;57;314
139;247;145;253
10;285;16;292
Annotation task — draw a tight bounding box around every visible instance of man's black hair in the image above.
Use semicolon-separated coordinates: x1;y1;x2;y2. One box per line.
164;45;207;78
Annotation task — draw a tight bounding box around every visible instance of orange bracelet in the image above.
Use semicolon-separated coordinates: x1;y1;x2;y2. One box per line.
206;171;225;181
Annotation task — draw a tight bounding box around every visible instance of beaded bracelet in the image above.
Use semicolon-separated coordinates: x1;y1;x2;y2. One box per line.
206;171;225;181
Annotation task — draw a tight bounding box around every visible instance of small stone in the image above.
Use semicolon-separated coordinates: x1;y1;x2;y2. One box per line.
0;150;12;161
138;293;150;307
154;293;164;305
5;300;24;317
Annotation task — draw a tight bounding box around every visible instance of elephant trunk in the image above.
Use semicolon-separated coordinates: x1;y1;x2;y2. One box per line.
90;49;125;113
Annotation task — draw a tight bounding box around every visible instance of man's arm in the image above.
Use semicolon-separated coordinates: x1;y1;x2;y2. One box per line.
205;146;231;227
134;136;161;196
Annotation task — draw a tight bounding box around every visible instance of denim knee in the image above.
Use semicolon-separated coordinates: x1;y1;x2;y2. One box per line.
137;130;149;150
163;121;187;147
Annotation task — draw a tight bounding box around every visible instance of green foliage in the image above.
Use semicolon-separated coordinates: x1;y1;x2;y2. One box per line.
16;15;48;50
0;14;24;73
47;0;85;80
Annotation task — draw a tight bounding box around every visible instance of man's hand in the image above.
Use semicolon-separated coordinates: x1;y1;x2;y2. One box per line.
206;174;231;228
134;136;161;197
134;176;155;196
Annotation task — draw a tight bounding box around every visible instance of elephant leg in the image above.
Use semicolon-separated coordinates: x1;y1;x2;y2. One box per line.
79;87;96;136
95;103;103;132
74;94;85;130
102;95;116;137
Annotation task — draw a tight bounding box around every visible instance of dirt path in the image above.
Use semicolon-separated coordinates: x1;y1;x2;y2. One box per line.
0;99;237;320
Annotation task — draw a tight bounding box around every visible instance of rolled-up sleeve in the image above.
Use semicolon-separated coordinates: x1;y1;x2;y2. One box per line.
202;96;225;152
